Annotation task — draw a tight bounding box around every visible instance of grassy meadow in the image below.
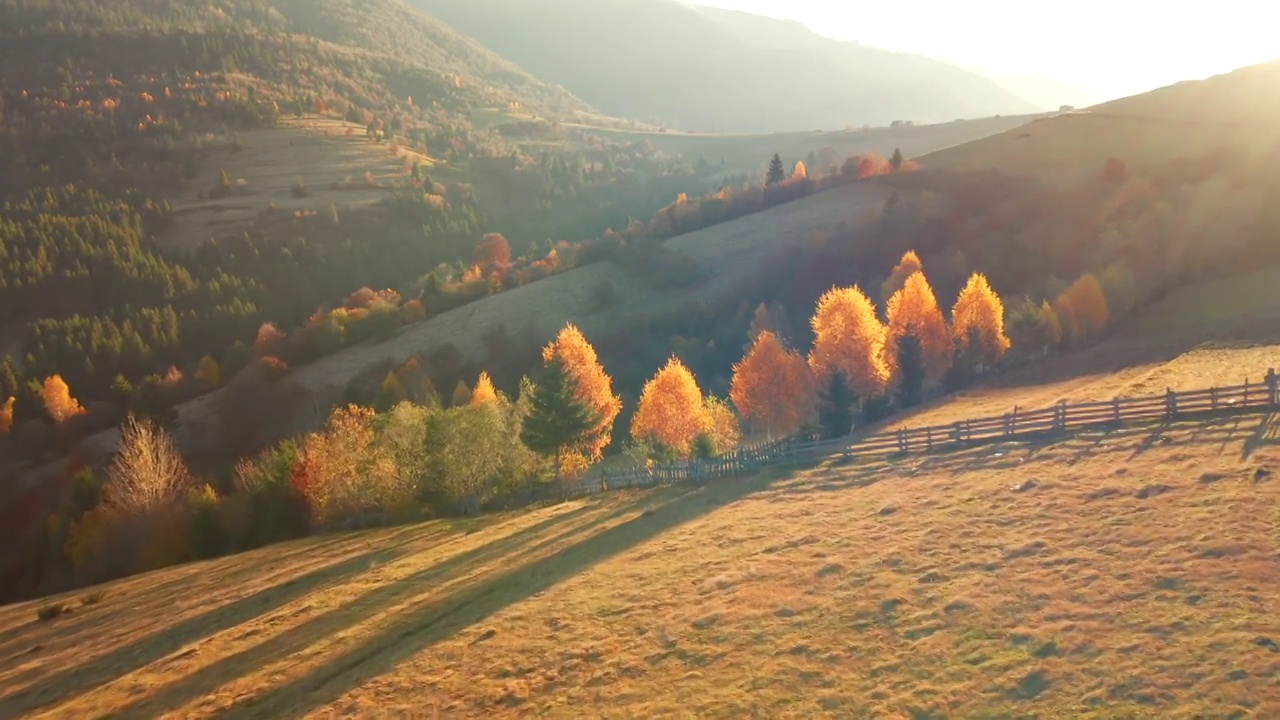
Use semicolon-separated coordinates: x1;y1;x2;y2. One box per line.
3;407;1278;718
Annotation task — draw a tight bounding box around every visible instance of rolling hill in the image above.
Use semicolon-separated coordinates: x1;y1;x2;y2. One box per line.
414;0;1043;132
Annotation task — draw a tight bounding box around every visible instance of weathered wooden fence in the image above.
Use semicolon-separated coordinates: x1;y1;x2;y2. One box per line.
565;369;1280;497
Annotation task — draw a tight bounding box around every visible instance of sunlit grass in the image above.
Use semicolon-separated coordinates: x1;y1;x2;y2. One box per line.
1;417;1278;718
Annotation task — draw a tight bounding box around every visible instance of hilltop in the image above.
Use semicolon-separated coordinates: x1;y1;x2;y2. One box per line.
415;0;1043;132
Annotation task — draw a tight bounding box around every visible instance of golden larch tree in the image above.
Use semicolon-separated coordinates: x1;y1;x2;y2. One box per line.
470;371;499;406
542;324;622;462
0;396;13;435
881;250;924;302
631;357;710;456
951;273;1011;364
702;396;741;452
1063;273;1109;339
1053;295;1080;346
793;161;808;180
884;272;952;382
730;331;815;438
42;375;86;425
808;286;890;398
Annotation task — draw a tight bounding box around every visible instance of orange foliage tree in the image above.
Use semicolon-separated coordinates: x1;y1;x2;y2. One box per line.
1061;273;1109;341
808;286;889;398
884;272;952;382
470;371;499;406
542;324;622;463
42;375;86;425
631;357;709;456
730;331;815;438
793;161;808;180
474;233;512;278
881;250;924;302
951;273;1011;364
0;396;13;435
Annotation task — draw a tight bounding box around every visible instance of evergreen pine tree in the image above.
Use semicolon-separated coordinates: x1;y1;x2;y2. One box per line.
520;358;597;482
890;148;904;172
766;153;786;185
818;373;857;440
895;333;926;408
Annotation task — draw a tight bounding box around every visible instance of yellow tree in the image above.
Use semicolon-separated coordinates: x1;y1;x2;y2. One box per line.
702;396;741;453
881;250;923;302
730;331;815;438
951;273;1011;364
42;375;86;425
884;272;952;382
471;371;499;406
793;161;808;180
542;324;622;463
1039;300;1063;347
632;357;710;457
808;286;889;398
1063;273;1110;340
195;355;221;391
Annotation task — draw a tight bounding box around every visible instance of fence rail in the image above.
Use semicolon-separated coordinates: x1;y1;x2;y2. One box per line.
566;368;1280;497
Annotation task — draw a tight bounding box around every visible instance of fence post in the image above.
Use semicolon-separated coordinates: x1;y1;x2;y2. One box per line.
1112;397;1121;423
1268;368;1278;408
1054;401;1067;432
1210;387;1218;411
1002;413;1011;437
1165;388;1178;420
952;421;962;443
926;428;933;450
897;428;907;453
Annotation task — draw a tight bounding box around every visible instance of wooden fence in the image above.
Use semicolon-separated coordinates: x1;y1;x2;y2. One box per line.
569;369;1280;496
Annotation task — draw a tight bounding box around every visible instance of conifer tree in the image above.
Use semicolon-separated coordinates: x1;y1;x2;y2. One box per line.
952;272;1011;365
895;333;926;408
471;371;499;406
450;380;472;408
766;153;786;185
542;324;621;464
520;358;596;482
890;148;904;171
818;373;857;439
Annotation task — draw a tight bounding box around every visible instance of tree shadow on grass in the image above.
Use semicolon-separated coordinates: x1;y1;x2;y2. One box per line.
0;502;605;719
198;474;776;719
71;498;641;719
1241;413;1280;460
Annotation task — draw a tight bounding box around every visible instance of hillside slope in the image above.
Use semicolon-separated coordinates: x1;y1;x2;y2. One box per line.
414;0;1041;132
920;60;1280;181
3;414;1277;717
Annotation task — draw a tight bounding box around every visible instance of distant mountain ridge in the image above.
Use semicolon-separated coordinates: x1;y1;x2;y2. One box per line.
414;0;1041;132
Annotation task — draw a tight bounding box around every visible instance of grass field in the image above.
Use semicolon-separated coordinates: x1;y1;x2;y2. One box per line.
3;409;1278;718
163;116;432;249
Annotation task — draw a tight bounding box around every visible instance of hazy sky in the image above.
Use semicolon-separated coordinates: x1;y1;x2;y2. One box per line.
688;0;1280;99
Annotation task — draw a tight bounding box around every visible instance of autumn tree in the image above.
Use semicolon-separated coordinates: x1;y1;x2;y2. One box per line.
473;233;512;278
520;358;596;482
766;153;785;185
254;322;286;358
793;161;808;180
42;375;86;425
1061;273;1110;341
881;250;924;303
808;286;889;399
0;396;13;436
747;301;794;347
884;272;952;383
450;380;472;408
194;356;221;392
951;273;1011;365
471;371;499;406
730;331;815;438
377;371;407;410
700;396;740;455
542;324;622;464
632;357;710;457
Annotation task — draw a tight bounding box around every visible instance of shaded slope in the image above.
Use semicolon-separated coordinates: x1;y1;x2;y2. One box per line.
415;0;1039;131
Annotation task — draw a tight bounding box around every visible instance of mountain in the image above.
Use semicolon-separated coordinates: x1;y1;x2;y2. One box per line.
950;62;1111;110
412;0;1041;132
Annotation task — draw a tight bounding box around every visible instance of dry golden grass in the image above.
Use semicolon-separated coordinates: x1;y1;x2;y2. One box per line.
4;410;1280;718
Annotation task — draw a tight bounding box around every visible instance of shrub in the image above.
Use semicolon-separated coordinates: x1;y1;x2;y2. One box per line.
232;442;311;548
186;485;229;560
37;602;68;622
79;590;106;606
